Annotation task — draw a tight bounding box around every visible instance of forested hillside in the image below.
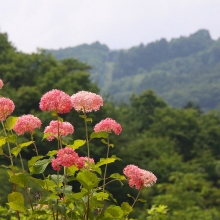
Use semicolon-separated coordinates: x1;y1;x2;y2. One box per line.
48;29;220;111
1;31;220;219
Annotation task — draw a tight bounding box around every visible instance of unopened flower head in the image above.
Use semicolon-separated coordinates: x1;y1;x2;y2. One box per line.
123;164;157;190
40;89;72;114
71;91;103;113
0;97;15;121
0;79;3;89
94;118;122;135
13;114;42;135
44;120;74;141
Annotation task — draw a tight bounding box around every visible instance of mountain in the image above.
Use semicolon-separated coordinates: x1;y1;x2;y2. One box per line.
47;29;220;111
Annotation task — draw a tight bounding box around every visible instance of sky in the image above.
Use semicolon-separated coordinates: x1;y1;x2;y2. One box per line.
0;0;220;53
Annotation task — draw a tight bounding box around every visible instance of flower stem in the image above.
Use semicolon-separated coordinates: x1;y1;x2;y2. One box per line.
1;121;13;165
103;136;110;192
84;114;90;158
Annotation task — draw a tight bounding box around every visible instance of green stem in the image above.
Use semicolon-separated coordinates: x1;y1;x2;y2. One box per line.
18;152;25;172
126;189;142;219
86;190;90;220
103;136;110;192
1;121;13;165
26;188;34;211
84;114;90;158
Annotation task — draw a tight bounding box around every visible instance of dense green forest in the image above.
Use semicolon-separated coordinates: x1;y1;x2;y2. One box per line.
1;31;220;219
48;29;220;111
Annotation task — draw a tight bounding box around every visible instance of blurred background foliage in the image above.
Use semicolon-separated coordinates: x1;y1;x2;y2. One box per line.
1;31;220;219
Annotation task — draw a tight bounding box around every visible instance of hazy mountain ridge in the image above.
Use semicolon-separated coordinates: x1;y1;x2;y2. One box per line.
47;29;220;111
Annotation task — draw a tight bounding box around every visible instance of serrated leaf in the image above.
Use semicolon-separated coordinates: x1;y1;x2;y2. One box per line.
90;131;109;139
9;173;28;188
50;174;64;185
5;116;18;131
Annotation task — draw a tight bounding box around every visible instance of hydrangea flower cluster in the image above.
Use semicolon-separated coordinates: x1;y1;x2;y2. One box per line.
0;97;15;121
77;156;95;169
40;89;72;114
71;91;103;113
123;165;157;190
44;120;74;141
94;117;122;135
0;79;3;89
13;114;42;135
51;147;94;171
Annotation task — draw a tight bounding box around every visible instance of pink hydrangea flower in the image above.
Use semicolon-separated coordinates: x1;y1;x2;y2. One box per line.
57;147;79;167
94;118;122;135
0;97;15;121
123;165;157;190
51;147;91;171
44;120;74;141
0;79;3;89
77;156;95;169
71;91;103;113
13;114;42;135
40;89;72;114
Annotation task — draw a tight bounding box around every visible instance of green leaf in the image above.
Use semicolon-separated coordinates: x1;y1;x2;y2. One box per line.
46;150;57;156
42;132;52;140
67;191;87;200
7;192;28;214
57;117;63;122
0;136;6;147
121;202;133;215
9;173;28;188
101;139;108;145
103;205;123;218
49;174;64;185
28;156;44;168
5;116;18;131
94;192;109;201
110;173;126;180
0;148;3;155
55;185;72;195
19;141;33;148
31;158;51;174
77;170;99;190
5;134;17;143
138;198;147;203
90;131;109;139
96;155;120;167
86;117;93;123
11;141;34;157
68;139;86;150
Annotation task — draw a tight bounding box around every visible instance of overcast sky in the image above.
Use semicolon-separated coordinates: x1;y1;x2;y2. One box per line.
1;0;220;53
